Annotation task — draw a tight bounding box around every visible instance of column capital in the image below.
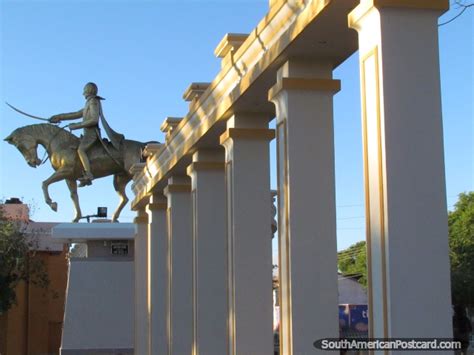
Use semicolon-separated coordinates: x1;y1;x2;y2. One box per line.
164;184;192;195
268;77;341;101
134;215;149;224
147;194;167;224
186;162;226;176
164;177;192;196
134;209;149;224
348;0;449;29
147;202;168;211
219;128;275;145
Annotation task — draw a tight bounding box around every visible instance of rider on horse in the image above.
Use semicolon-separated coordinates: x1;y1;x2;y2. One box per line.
49;82;123;187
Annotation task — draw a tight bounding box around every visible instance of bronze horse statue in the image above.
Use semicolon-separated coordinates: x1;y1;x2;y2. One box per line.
4;123;156;222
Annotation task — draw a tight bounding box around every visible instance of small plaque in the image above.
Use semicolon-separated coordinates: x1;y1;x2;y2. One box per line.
111;241;128;256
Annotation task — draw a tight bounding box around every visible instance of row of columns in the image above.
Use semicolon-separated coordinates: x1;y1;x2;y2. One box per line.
134;2;452;354
135;114;277;355
135;65;342;355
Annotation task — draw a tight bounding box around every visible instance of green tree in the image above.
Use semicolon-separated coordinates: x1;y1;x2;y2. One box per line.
0;208;49;314
338;240;367;288
338;192;474;306
448;192;474;307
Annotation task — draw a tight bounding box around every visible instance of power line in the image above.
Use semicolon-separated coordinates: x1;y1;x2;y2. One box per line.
338;256;365;264
337;203;364;208
337;249;366;259
337;246;366;255
337;251;366;262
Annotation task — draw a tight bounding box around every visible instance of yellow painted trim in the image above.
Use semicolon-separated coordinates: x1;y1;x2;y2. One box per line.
225;160;237;355
147;202;168;211
191;189;198;355
219;128;276;145
268;78;341;100
360;46;389;343
276;122;285;355
374;49;389;344
360;48;374;341
276;120;293;355
166;207;173;355
349;0;449;29
146;222;152;353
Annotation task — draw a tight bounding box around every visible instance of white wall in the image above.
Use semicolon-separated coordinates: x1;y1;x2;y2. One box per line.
61;259;133;353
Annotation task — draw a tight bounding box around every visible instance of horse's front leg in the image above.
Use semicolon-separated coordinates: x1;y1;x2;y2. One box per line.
42;170;72;212
65;179;82;223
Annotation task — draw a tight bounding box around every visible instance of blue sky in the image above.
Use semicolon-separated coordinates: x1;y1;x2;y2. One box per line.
0;0;472;252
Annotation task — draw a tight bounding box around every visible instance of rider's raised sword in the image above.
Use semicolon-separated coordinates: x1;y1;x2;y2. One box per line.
5;102;51;122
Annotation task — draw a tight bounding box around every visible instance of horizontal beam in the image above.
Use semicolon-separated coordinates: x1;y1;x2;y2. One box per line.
132;0;356;208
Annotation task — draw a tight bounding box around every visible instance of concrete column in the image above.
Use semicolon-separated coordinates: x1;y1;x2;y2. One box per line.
134;209;149;355
146;193;168;355
187;149;227;355
268;59;340;354
348;0;452;343
164;176;193;355
220;113;275;355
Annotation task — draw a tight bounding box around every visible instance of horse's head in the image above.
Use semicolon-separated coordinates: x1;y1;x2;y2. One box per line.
4;129;42;168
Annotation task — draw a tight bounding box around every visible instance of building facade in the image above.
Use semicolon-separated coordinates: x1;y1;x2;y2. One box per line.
0;199;68;355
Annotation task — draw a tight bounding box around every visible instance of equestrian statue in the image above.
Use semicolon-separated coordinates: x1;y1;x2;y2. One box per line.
4;82;159;222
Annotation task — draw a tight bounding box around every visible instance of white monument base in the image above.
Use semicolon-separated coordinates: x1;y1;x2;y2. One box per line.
52;223;135;355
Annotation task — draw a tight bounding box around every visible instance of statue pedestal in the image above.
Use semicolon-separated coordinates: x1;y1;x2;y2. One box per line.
52;223;135;355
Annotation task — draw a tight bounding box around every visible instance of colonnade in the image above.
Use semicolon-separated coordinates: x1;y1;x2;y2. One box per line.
132;1;453;354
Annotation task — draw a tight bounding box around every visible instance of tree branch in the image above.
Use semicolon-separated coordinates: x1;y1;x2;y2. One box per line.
439;0;473;26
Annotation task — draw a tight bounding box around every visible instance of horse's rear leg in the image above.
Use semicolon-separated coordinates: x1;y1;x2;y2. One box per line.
66;179;82;223
112;174;131;222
